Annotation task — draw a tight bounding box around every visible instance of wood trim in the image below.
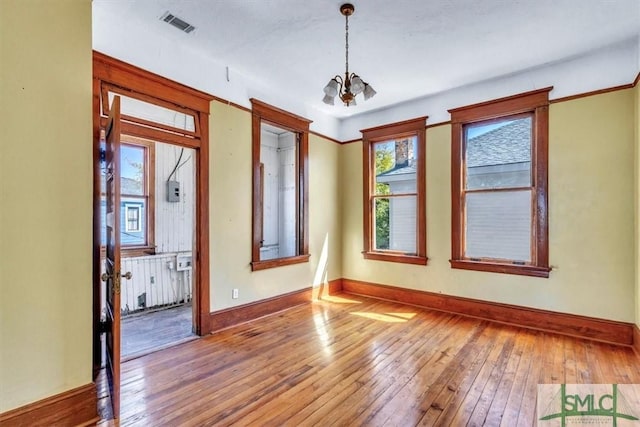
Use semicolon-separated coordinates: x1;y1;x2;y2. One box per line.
362;251;428;265
633;324;640;359
101;83;200;138
310;130;341;145
362;116;428;264
449;87;553;123
634;71;640;88
93;53;211;343
449;259;550;278
250;99;311;271
342;279;634;346
426;120;451;129
92;77;102;380
450;90;550;277
210;96;251;113
251;254;311;271
360;116;428;140
342;138;361;145
209;279;343;332
99;117;200;149
0;383;98;427
250;98;312;128
550;83;635;104
197;113;211;335
93;51;212;113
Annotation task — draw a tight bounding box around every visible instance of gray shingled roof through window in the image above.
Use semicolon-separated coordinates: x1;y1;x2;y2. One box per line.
466;118;531;168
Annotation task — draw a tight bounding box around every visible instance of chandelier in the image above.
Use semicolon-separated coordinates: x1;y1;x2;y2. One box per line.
322;3;376;106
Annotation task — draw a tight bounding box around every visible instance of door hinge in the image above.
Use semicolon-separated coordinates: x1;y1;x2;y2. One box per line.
99;319;111;334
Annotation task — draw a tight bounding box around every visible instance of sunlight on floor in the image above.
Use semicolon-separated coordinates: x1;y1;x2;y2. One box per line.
319;295;362;304
350;311;417;323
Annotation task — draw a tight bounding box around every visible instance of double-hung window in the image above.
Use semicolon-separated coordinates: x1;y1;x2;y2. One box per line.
362;117;427;265
100;135;155;254
449;88;552;277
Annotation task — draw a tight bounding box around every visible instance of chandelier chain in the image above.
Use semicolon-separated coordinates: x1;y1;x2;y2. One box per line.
345;12;349;76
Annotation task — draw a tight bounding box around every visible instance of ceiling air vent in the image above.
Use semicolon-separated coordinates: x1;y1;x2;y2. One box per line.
160;11;195;34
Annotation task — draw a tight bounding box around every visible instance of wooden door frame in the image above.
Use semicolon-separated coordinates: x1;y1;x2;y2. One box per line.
92;51;212;378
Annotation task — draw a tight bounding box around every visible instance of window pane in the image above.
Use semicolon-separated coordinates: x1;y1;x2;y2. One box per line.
121;199;145;245
465;116;531;190
108;91;196;132
465;190;531;262
374;137;417;195
374;196;416;254
100;199;146;246
121;145;144;195
260;124;297;261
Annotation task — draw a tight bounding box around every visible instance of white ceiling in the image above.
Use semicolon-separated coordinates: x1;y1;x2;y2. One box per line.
93;0;639;136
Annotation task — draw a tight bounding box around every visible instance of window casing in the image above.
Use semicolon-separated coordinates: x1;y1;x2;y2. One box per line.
362;117;428;265
449;88;552;277
250;99;311;271
100;136;155;255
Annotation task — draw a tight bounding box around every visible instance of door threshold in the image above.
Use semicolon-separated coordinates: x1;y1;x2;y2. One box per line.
121;334;198;362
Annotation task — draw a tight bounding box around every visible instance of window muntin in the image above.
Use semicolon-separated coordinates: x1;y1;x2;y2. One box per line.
125;204;142;233
449;88;551;277
251;99;311;271
362;117;427;265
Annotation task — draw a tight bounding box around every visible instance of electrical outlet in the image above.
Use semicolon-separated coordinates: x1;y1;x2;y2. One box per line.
150;276;155;284
232;288;239;299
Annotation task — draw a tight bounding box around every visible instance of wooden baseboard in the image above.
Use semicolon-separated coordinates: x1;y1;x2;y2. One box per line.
0;383;98;427
342;278;634;346
633;325;640;358
209;279;343;332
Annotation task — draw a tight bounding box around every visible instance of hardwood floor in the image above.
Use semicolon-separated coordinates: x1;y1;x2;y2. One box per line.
98;293;640;426
121;303;195;359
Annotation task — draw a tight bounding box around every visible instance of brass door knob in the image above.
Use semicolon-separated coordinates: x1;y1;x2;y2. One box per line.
101;273;110;282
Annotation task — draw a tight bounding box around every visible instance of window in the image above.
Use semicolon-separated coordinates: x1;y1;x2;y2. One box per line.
250;99;310;271
100;136;155;253
449;88;552;277
125;204;142;232
362;117;427;265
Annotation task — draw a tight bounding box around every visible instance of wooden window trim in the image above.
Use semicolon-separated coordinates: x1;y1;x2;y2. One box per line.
250;99;311;271
101;83;200;138
100;136;156;256
449;87;552;278
361;117;428;265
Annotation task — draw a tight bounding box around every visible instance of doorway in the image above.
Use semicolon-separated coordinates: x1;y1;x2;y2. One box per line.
99;136;198;359
93;52;212;419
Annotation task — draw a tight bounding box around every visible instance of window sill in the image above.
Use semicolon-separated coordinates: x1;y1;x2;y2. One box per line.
450;259;550;278
251;254;311;271
100;246;156;257
363;251;428;266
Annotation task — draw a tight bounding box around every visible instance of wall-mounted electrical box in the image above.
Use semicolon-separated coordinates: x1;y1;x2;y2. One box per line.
176;254;192;271
167;180;180;202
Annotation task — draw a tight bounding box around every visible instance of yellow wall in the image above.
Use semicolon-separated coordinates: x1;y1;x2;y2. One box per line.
635;82;640;326
341;89;636;322
0;0;93;412
208;101;342;311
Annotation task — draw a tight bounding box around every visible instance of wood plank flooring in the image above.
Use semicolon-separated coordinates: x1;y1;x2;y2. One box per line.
98;293;640;426
121;303;195;359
